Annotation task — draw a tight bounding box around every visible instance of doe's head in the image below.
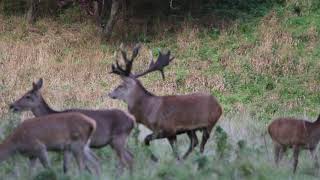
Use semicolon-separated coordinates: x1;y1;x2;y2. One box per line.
9;78;43;112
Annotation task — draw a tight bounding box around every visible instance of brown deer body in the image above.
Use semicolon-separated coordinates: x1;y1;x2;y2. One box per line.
268;115;320;173
0;112;100;176
109;44;222;159
10;79;134;171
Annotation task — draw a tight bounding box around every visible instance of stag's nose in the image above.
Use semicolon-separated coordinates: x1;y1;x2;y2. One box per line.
9;104;18;112
108;93;116;99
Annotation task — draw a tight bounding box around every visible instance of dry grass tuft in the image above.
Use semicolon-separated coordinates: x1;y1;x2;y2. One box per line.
176;22;200;53
250;11;307;76
0;17;117;116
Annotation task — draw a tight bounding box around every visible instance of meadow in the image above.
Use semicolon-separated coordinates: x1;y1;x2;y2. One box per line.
0;0;320;179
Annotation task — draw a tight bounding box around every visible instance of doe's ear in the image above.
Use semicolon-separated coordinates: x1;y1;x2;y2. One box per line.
32;78;43;91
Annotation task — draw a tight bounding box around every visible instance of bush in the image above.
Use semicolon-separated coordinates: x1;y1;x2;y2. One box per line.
1;0;27;16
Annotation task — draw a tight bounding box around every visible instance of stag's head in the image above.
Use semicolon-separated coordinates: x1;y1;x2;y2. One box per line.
108;44;174;103
10;78;43;112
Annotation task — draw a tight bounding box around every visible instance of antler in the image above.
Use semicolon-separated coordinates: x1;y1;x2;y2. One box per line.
110;44;174;80
134;50;174;80
110;43;141;76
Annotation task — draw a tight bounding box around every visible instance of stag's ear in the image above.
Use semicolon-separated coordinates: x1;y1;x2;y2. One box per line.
32;78;43;91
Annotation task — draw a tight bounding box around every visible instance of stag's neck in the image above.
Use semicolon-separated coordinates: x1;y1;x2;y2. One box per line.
127;84;154;111
128;93;150;117
0;139;16;164
32;97;59;117
128;95;161;130
126;80;158;129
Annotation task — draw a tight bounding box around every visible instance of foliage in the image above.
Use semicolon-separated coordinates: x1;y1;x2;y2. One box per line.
1;0;27;16
214;126;231;159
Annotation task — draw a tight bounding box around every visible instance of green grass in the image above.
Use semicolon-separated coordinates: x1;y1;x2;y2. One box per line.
1;111;320;179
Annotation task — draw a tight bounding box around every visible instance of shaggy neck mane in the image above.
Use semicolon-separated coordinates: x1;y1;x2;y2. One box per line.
135;79;154;97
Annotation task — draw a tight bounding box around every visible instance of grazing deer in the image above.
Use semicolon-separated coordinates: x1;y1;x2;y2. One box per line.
0;112;100;176
10;78;134;172
268;115;320;173
108;44;222;160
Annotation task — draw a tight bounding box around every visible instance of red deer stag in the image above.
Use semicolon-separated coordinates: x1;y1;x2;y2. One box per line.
0;112;100;176
268;115;320;173
108;44;222;160
10;78;134;172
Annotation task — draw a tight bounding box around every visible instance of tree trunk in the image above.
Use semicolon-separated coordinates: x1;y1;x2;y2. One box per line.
27;0;38;23
102;0;120;40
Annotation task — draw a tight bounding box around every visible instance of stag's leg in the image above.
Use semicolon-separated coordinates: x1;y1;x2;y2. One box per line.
278;146;287;163
273;144;281;165
144;132;169;162
168;136;180;160
310;149;319;169
103;0;120;40
144;132;170;145
183;130;198;159
63;151;72;174
200;128;210;153
292;145;300;173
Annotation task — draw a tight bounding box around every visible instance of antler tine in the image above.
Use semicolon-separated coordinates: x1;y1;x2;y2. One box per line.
110;43;142;76
110;59;127;75
119;43;128;63
134;50;174;80
131;43;142;60
148;50;155;68
110;49;128;75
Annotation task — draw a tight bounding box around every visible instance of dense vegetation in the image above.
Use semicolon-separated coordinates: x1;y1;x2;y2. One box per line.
0;0;320;179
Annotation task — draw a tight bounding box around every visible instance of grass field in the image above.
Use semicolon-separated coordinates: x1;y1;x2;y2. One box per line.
0;0;320;179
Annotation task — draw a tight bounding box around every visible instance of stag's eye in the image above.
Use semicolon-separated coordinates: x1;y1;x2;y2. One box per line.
25;95;32;99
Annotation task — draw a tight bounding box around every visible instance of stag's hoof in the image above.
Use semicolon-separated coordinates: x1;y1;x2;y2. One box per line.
144;135;152;146
150;154;159;162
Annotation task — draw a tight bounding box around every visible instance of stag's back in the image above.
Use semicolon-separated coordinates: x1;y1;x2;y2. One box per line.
156;93;222;131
